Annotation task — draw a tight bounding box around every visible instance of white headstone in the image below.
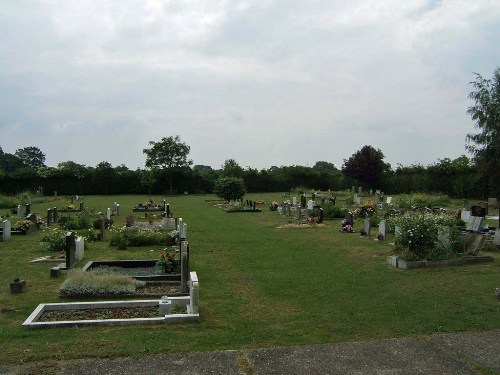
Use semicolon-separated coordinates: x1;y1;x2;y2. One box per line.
307;200;314;210
386;197;393;204
116;203;120;216
376;190;381;195
438;227;451;249
355;197;362;205
75;236;85;261
189;271;199;314
106;208;111;221
461;210;471;223
395;225;401;239
177;218;183;233
472;216;483;232
16;205;21;217
493;229;500;246
292;197;297;206
2;219;11;242
358;186;362;195
378;220;386;240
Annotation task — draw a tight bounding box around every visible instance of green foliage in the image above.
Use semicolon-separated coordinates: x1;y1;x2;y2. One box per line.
109;228;178;248
12;220;33;231
40;227;66;252
0;194;17;209
342;145;390;183
156;249;179;273
392;213;458;261
60;268;145;296
221;159;244;178
322;202;347;219
396;194;451;209
14;146;46;169
143;135;192;191
466;67;500;191
214;177;246;202
353;203;377;218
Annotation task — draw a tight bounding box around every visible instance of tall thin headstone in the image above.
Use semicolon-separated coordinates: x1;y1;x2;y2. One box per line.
181;242;189;294
351;186;355;194
296;205;301;219
65;232;76;269
79;201;84;211
75;236;85;261
364;218;371;237
493;229;500;246
16;205;21;217
25;204;30;217
358;186;362;195
53;207;58;224
378;220;386;240
47;208;52;227
106;208;111;221
2;220;11;242
116;203;120;216
189;272;199;314
292;196;297;206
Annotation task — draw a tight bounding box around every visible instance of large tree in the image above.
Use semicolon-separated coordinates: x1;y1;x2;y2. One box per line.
221;158;244;178
15;146;46;169
466;67;500;190
341;145;390;184
143;135;192;193
214;177;246;202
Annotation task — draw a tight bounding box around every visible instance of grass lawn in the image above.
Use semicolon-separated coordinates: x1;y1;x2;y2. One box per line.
0;193;498;364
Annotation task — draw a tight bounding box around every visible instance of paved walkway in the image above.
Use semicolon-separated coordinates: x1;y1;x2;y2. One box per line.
2;330;499;375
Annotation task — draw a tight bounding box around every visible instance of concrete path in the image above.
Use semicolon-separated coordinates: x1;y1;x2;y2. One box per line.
2;330;499;375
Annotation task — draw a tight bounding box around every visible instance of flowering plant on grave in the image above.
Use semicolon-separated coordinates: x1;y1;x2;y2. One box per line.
13;220;34;232
156;249;179;273
269;201;279;211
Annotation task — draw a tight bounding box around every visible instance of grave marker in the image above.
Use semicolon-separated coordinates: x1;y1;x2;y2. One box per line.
363;218;371;237
189;272;199;314
16;205;21;217
25;204;30;217
116;203;120;216
2;220;11;242
47;209;52;227
292;197;297;206
358;186;362;195
75;236;85;261
438;227;451;249
386;197;393;204
106;208;111;221
53;207;58;224
65;232;76;269
461;210;471;223
378;220;386;240
351;186;355;194
100;218;105;240
493;229;500;246
471;205;486;218
181;242;189;294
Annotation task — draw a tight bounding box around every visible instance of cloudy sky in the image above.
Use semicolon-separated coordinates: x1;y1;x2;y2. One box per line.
1;0;499;171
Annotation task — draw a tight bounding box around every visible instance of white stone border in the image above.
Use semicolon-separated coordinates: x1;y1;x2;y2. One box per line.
23;272;200;328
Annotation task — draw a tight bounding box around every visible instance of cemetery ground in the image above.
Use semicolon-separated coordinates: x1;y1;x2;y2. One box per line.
0;194;499;367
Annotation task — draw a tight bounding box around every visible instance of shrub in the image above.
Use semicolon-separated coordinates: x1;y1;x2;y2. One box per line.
214;177;246;202
40;228;67;252
0;195;18;209
353;203;377;218
392;212;457;261
12;220;33;232
60;268;145;296
93;218;113;229
109;228;178;248
322;202;347;219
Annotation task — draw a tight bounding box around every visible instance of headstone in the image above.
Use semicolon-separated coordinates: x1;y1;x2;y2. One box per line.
47;209;52;227
466;233;485;255
351;186;355;194
113;202;117;214
2;220;11;242
378;220;386;240
461;210;471;223
363;218;371;237
25;204;31;217
167;204;170;217
395;225;401;239
10;278;26;293
345;212;353;226
16;205;21;217
178;218;184;239
472;216;483;232
317;208;324;224
493;229;500;246
100;218;105;240
307;200;314;210
358;186;362;195
296;205;301;219
75;236;85;261
438;227;451;249
369;189;373;195
181;243;189;294
65;232;76;269
312;192;316;201
159;296;172;315
292;197;297;206
253;201;256;211
54;190;57;197
163;199;166;212
189;272;199;314
376;190;381;195
116;203;120;216
301;195;306;208
386;197;393;204
471;205;486;218
106;208;111;221
380;202;388;210
355;197;361;205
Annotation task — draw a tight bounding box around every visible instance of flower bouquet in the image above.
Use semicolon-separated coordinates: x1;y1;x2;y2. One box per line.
156;249;179;273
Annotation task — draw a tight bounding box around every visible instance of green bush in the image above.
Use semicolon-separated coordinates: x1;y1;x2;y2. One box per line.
0;195;18;209
322;202;347;219
12;220;33;231
60;268;145;296
109;228;178;248
392;212;457;261
40;228;67;252
214;177;246;202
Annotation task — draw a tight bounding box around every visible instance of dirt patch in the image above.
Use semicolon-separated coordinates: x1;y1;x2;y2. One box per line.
38;306;159;322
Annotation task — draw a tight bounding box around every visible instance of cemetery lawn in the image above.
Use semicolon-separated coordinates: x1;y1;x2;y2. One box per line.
0;194;499;364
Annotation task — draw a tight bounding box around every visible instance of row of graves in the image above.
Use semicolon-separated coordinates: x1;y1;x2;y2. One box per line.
5;198;201;327
275;194;325;225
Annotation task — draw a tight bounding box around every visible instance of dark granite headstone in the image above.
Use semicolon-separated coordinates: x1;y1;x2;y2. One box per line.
345;212;353;225
79;201;84;211
65;232;76;269
10;278;26;293
25;204;30;217
53;207;58;223
471;205;486;218
47;208;52;226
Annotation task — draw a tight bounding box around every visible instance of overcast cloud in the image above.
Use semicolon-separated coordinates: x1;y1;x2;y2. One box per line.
1;0;499;170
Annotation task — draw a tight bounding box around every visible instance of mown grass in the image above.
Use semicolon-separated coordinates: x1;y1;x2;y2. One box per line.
0;193;498;365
